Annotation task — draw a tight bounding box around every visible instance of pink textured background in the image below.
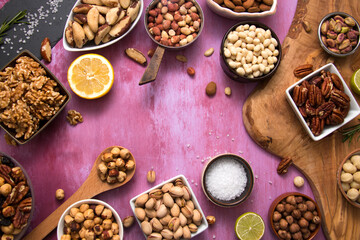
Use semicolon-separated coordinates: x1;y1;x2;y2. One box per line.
0;0;326;239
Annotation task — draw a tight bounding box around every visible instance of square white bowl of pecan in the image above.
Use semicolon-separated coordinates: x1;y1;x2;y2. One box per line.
286;63;360;141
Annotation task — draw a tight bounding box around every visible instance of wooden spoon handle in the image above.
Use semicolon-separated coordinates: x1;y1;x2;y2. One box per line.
23;175;101;240
139;46;165;85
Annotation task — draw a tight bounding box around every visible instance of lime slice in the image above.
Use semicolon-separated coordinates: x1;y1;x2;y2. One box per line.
350;69;360;95
235;212;265;240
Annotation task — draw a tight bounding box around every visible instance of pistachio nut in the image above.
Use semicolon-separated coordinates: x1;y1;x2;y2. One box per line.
192;209;202;226
149;189;163;200
170;203;180;217
339;39;351;50
321;20;329;35
123;216;135;228
168;217;180;232
206;215;216;225
321;36;328;45
182;186;192;200
174;178;184;187
345;17;356;27
175;198;186;208
328;47;340;54
156;204;168;218
334;15;344;23
160;229;174;240
154;199;163;211
151;217;163;232
173;226;183;240
179;213;187;226
347;30;359;41
163;193;174;208
329;18;336;31
160;214;172;226
161;183;174;193
186;200;195;211
334;22;342;33
341;45;353;54
188;223;198;233
341;27;350;33
351;40;358;47
181;205;193;219
135;194;149;207
147;232;162;240
169;186;184;198
141;221;152;235
183;225;191;239
135;207;146;221
327;30;337;39
145;208;157;219
145;198;156;210
326;38;336;47
335;33;345;44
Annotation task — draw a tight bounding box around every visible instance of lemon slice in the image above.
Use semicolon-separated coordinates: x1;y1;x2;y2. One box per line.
235;212;265;240
350;69;360;95
67;54;114;99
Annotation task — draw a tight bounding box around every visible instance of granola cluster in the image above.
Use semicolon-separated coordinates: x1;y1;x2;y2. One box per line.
0;56;67;140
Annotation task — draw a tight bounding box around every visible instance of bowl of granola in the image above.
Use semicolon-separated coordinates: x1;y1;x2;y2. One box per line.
0;152;34;240
0;50;71;144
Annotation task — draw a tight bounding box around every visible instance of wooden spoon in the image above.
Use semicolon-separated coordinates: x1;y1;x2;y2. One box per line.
23;146;136;240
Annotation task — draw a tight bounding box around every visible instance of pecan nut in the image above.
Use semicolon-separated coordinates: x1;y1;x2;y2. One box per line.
13;208;30;229
2;181;28;208
321;75;333;99
330;89;350;108
310;117;325;136
328;108;344;125
330;73;344;91
305;100;316;116
308;76;322;86
277;157;292;175
293;64;313;78
308;85;322;107
18;197;32;213
316;102;335;119
292;85;308;106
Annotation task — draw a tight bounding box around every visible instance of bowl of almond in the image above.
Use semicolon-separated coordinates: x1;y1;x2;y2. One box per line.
63;0;143;51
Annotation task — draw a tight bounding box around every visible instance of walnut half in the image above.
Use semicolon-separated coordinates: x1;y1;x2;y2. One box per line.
66;110;83;126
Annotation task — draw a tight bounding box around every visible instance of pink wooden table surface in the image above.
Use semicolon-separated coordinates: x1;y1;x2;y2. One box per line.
0;0;327;239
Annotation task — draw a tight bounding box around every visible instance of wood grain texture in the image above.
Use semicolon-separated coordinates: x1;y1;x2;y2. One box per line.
243;0;360;239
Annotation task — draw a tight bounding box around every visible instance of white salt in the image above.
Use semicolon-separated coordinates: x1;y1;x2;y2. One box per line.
205;157;247;201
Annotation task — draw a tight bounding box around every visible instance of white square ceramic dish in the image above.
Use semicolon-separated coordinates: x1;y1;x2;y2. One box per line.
62;0;143;52
206;0;277;19
129;174;208;239
285;63;360;141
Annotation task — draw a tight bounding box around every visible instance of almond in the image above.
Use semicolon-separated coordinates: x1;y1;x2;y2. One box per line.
87;7;100;33
106;7;121;25
72;21;86;48
40;37;51;63
125;48;147;66
109;15;131;37
126;0;141;22
73;4;92;14
119;0;131;9
95;24;111;45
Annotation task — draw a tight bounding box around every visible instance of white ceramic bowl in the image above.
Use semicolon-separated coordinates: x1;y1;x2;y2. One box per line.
57;199;123;240
129;175;209;239
206;0;277;19
285;63;360;141
63;0;143;52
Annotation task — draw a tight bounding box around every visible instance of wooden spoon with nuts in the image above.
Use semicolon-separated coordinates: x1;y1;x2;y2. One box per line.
23;146;136;240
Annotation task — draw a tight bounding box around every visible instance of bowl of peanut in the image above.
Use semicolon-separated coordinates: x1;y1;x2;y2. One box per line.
220;21;281;82
207;0;277;19
57;199;123;240
337;148;360;208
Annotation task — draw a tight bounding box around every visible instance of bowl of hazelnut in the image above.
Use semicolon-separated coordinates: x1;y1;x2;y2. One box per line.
337;148;360;208
57;199;123;240
220;22;281;83
0;152;34;240
318;12;360;57
269;192;321;240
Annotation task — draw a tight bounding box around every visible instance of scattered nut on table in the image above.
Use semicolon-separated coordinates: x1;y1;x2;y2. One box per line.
206;81;217;96
147;170;156;183
187;67;195;76
125;48;147;66
293;176;304;188
224;87;231;96
4;134;17;146
204;47;214;57
56;189;65;200
176;54;187;63
40;37;52;63
66;110;83;126
123;215;135;228
206;215;216;225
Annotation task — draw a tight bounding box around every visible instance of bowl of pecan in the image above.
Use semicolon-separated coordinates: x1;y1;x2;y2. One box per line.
0;152;34;240
207;0;276;19
269;192;321;240
285;63;360;141
0;50;71;144
318;12;360;57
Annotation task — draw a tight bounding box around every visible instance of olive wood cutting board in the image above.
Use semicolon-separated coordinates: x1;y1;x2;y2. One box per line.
242;0;360;240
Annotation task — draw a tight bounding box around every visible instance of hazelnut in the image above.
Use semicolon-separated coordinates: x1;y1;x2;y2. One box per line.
343;162;357;173
274;222;280;231
297;203;307;212
309;223;317;231
295;196;303;203
125;160;135;170
292;231;302;240
69;221;81;232
93;224;103;235
63;226;71;235
115;158;125;168
64;215;74;225
84;229;95;239
312;215;321;225
120;148;130;160
292;209;301;219
2;206;15;218
0;184;12;196
94;216;102;225
75;212;85;223
102;219;112;230
101;230;113;240
279;219;288;230
107;176;117;184
83;219;94;229
111;222;119;235
303;211;314;221
95;205;105;216
79;204;89;213
278;230;288;239
110;147;121;157
61;235;71;240
206;81;217;96
0;177;5;186
1;223;14;234
70;207;80;217
293;176;304;188
102;152;113;162
84;209;95;220
101;208;113;219
206;215;216;225
113;235;121;240
285;204;295;213
289;223;300;233
303;229;311;239
2;234;14;240
305;200;316;211
56;189;65;200
276;203;285;213
224;87;232;96
273;211;282;222
108;169;119;178
107;161;116;170
285;215;294;225
79;227;86;238
298;217;309;228
117;171;127;183
286;195;296;205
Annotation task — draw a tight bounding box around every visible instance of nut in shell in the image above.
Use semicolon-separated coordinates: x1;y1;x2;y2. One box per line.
147;170;156;183
123;216;134;228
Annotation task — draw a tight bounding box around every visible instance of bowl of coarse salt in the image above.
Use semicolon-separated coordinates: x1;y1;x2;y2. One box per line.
201;153;254;207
